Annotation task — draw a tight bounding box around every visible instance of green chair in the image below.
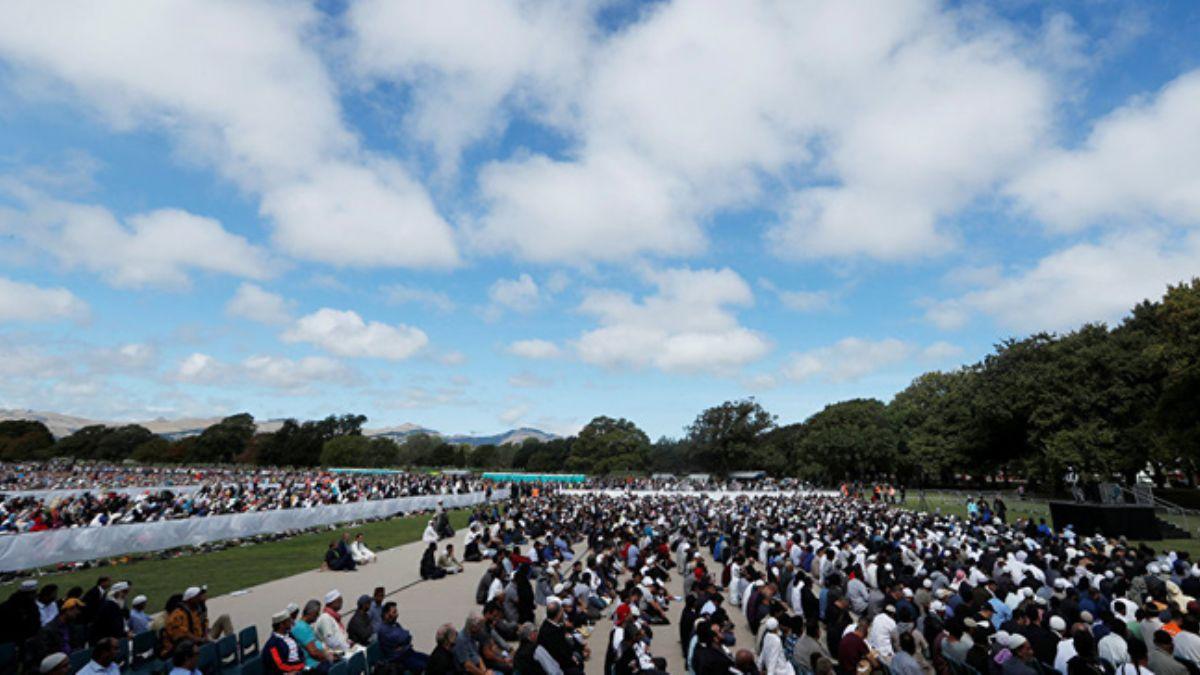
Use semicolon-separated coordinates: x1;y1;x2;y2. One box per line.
347;650;368;675
197;641;219;673
216;634;239;668
69;647;93;671
366;641;382;667
238;626;260;660
329;660;349;675
239;654;263;675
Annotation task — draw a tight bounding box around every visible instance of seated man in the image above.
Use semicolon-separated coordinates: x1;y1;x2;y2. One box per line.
423;542;448;580
325;539;356;572
264;611;306;675
293;600;338;673
439;544;465;575
378;601;429;673
350;534;377;565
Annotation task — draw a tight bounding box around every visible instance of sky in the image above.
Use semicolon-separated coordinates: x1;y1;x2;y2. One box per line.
0;0;1198;439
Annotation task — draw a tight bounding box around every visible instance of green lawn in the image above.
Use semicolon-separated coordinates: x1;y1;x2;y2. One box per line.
898;491;1200;558
1;509;471;612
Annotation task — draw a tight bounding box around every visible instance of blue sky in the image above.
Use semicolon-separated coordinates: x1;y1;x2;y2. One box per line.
0;0;1198;438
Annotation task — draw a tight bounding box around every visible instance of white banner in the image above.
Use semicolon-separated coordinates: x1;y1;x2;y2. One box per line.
0;489;506;571
559;489;836;498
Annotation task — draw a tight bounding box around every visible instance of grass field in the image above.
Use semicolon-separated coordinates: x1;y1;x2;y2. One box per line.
898;490;1200;558
0;509;471;612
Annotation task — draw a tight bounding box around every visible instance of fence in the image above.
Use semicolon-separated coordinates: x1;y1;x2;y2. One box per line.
0;489;505;571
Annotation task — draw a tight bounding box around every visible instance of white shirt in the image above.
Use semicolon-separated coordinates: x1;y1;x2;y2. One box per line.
868;613;897;661
314;610;350;652
759;631;796;675
1054;638;1077;675
487;577;505;602
38;599;58;626
1098;633;1129;666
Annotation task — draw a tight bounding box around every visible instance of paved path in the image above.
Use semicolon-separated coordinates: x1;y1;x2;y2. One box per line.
205;534;758;672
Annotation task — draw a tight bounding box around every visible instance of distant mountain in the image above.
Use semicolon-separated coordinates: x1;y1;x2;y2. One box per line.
0;409;556;447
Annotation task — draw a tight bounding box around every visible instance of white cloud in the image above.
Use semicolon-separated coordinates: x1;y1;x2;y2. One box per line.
784;338;913;383
459;1;1051;263
0;1;458;268
437;350;467;366
383;284;456;313
507;339;562;360
226;283;292;325
925;229;1200;333
0;276;88;322
283;308;428;360
921;341;965;362
508;371;552;388
574;267;770;374
242;355;349;389
346;0;593;172
1009;69;1200;232
499;404;531;427
487;273;541;317
176;352;225;384
0;189;272;289
759;278;834;312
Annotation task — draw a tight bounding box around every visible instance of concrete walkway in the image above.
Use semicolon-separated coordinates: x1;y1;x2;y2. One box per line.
205;536;758;672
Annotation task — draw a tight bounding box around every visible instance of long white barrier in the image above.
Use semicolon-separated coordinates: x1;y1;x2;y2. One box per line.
559;489;837;498
1;485;203;500
0;489;506;571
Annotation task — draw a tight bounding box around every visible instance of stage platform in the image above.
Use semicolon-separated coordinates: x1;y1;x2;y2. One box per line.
1049;500;1162;540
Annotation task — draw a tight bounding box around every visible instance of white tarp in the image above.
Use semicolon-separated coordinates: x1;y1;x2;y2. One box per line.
0;489;505;571
559;489;836;499
1;485;203;500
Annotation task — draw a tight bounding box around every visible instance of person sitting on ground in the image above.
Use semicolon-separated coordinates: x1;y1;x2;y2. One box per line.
293;599;338;673
439;543;465;574
538;599;586;675
324;539;356;572
423;542;448;580
348;595;376;647
350;533;377;565
378;601;429;673
78;637;121;675
264;610;306;675
457;613;499;675
428;623;464;675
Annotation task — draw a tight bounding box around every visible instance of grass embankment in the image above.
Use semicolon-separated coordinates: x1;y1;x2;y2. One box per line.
0;509;471;612
898;491;1200;558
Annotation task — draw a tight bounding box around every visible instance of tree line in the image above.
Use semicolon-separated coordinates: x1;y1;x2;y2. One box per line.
2;279;1197;491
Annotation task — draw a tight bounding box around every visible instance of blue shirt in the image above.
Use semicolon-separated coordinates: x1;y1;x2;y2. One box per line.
379;621;415;662
291;620;323;668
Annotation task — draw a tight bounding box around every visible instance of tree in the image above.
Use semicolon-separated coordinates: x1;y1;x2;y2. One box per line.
321;435;400;467
53;424;156;461
188;413;256;463
0;420;55;460
568;416;650;474
888;370;979;486
796;399;897;481
685;399;777;476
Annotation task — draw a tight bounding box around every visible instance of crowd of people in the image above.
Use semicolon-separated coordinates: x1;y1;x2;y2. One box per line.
8;480;1200;675
0;463;488;535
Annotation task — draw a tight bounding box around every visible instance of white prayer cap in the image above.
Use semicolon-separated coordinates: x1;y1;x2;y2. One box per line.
40;653;68;673
1008;634;1028;650
765;618;779;631
132;595;148;606
182;586;203;601
20;579;37;591
325;589;341;604
111;581;130;593
271;611;291;625
930;601;946;613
